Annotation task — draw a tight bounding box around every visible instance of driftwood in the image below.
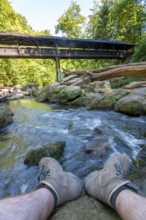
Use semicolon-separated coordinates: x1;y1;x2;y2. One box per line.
63;62;146;80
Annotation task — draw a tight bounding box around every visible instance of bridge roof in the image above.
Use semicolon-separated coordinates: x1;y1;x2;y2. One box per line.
0;32;135;51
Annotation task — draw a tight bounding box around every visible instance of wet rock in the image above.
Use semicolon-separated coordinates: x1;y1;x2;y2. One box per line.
24;141;65;166
135;145;146;167
50;193;120;220
84;139;110;157
0;107;14;128
128;166;146;196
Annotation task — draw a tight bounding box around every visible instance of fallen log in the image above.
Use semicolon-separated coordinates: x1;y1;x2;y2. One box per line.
90;65;146;81
63;62;146;77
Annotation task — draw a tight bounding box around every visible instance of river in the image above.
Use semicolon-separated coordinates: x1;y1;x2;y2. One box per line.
0;99;146;197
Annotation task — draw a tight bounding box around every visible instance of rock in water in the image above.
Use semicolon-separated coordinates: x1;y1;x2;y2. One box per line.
84;139;110;157
24;141;65;166
0;107;14;128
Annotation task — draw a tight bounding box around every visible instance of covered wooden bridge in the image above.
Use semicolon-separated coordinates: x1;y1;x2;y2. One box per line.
0;32;135;80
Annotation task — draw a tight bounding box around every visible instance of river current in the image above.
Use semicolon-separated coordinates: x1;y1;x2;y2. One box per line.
0;99;146;197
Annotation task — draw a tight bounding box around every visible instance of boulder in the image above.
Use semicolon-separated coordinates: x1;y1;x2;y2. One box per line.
114;91;146;116
85;80;111;93
59;86;82;103
36;83;60;102
48;85;67;103
95;89;129;109
24;141;65;166
50;193;120;220
0;107;14;128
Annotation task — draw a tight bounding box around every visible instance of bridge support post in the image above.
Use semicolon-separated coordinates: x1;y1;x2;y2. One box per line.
55;57;62;82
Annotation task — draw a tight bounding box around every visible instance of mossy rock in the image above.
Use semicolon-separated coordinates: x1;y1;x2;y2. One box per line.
59;86;82;103
114;94;145;116
24;141;65;166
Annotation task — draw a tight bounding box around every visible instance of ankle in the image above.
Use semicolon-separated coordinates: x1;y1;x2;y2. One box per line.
36;185;57;207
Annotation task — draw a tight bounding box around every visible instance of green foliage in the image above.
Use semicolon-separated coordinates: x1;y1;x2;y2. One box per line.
131;34;146;61
88;0;146;43
55;1;86;38
0;0;55;86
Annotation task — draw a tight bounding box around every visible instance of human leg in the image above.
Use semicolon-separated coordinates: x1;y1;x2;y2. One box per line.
0;188;54;220
0;157;83;220
85;153;146;220
116;189;146;220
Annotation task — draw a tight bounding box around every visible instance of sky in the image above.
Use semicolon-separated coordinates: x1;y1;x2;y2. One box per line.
10;0;95;35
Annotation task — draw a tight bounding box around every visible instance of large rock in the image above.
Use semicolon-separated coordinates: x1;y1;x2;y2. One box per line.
24;141;65;166
0;107;14;128
114;95;146;116
36;83;60;102
48;85;67;103
95;89;129;109
59;86;82;103
85;80;111;93
50;193;120;220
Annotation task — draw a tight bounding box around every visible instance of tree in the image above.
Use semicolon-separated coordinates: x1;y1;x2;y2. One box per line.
55;1;86;38
88;0;146;43
111;0;146;43
87;0;114;40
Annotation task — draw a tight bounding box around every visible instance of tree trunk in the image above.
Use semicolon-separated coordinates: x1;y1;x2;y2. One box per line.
64;62;146;80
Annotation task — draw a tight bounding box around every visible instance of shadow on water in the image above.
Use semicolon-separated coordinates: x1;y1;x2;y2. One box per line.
0;99;146;197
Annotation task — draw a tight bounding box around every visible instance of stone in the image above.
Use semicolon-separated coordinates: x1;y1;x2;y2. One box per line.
85;81;111;93
96;89;129;109
123;81;146;89
24;141;65;166
0;107;14;128
59;86;82;103
22;83;38;96
84;139;110;157
135;145;146;167
62;76;90;88
60;74;78;84
48;85;67;102
36;82;60;102
114;93;146;116
50;193;120;220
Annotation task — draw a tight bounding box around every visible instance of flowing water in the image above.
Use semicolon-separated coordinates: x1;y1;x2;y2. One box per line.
0;99;146;197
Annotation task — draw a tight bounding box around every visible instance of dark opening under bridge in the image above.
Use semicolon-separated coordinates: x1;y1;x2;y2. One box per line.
0;32;135;81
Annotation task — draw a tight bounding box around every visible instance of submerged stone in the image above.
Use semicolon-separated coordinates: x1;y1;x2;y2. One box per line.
24;141;65;166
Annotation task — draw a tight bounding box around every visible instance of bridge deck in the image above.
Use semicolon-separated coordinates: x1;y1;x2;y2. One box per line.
0;32;135;60
0;32;135;81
